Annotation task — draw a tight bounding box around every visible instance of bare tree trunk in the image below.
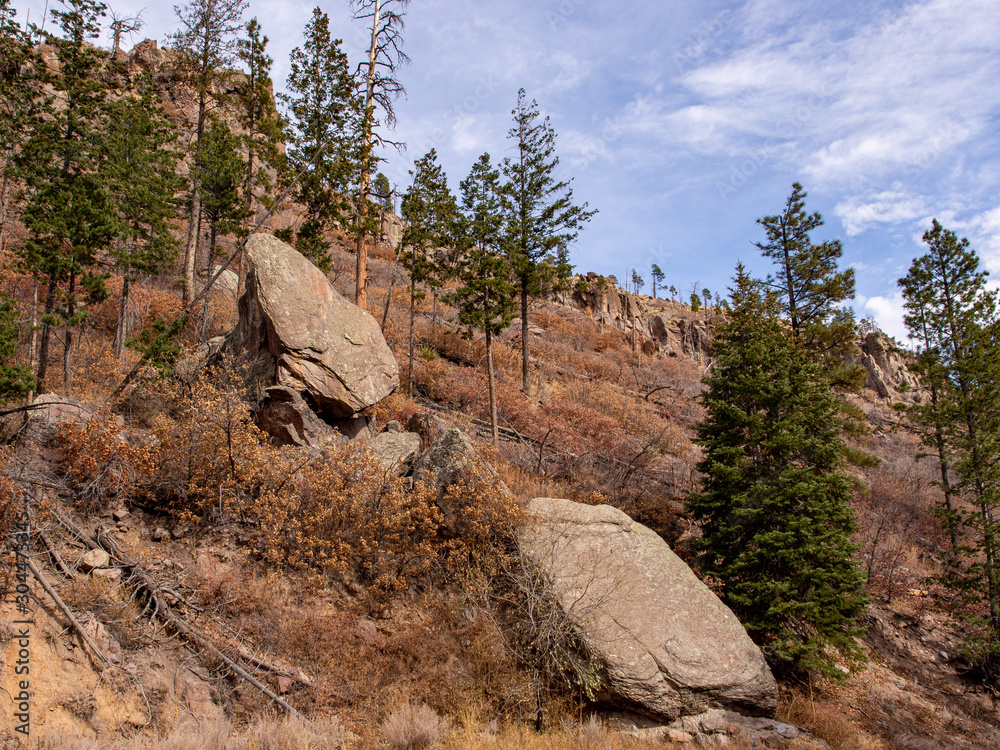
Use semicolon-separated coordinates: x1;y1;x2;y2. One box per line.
407;279;415;398
28;277;38;403
201;227;217;340
63;270;76;396
113;275;130;358
355;0;383;310
520;281;530;394
36;270;59;394
184;194;201;303
486;329;498;447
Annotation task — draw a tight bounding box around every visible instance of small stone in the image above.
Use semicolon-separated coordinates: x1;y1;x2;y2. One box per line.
382;420;403;433
112;509;130;523
171;526;187;540
151;527;169;542
775;723;798;738
940;650;949;661
92;567;122;582
667;729;693;743
275;676;292;695
79;549;110;572
116;522;128;532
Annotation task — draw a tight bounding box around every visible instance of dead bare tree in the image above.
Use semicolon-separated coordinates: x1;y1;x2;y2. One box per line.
351;0;409;309
107;7;144;58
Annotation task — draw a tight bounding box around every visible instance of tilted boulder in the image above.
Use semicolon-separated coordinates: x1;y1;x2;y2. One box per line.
225;233;399;418
521;498;778;722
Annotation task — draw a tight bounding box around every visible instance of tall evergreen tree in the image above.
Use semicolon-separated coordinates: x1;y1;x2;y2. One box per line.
0;295;33;403
898;220;1000;676
755;183;861;388
650;263;664;299
168;0;248;302
501;89;594;393
280;7;356;270
195;117;246;279
235;17;282;232
399;149;456;396
0;0;37;247
446;153;517;446
17;0;117;394
101;74;181;357
688;264;867;676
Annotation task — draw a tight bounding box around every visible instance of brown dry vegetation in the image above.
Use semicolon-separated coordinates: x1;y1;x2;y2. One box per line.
1;226;996;749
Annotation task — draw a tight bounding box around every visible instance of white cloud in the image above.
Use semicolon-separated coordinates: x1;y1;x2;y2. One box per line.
859;292;909;342
835;189;929;235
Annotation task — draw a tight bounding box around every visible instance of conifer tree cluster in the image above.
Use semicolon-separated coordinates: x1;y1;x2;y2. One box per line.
394;90;594;442
898;220;1000;679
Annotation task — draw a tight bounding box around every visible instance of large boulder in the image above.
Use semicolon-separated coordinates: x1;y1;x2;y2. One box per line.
520;498;778;722
225;233;399;418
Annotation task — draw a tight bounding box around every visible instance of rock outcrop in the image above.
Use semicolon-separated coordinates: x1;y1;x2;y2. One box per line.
412;428;514;534
520;498;778;723
368;427;422;476
225;233;399;418
255;386;333;448
854;331;921;401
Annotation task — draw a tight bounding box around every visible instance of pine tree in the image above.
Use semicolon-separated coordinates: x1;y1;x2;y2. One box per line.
17;0;117;394
755;183;861;389
235;18;282;232
898;220;1000;676
101;74;182;357
0;0;37;246
446;153;517;446
687;264;867;677
650;263;664;299
400;149;456;396
373;172;393;211
631;269;644;294
168;0;248;302
281;8;356;270
195;117;247;281
501;89;595;393
0;295;34;404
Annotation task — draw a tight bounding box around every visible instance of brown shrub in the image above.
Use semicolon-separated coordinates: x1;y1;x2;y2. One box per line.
57;415;157;514
382;703;452;749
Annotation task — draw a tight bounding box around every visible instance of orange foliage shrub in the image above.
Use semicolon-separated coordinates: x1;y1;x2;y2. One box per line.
57;415;157;514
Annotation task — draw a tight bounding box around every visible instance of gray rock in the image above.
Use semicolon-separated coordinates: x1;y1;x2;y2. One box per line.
79;549;111;572
406;412;443;446
521;498;778;723
151;527;169;542
256;386;333;448
412;428;515;535
225;233;399;418
112;509;131;523
368;431;422;476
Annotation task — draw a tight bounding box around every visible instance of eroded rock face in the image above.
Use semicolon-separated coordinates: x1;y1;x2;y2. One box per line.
255;386;333;448
521;498;778;723
368;430;422;476
226;234;399;418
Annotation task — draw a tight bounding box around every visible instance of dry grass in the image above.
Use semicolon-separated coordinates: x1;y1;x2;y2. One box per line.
382;703;451;749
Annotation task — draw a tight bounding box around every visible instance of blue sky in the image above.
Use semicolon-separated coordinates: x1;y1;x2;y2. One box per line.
11;0;1000;340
